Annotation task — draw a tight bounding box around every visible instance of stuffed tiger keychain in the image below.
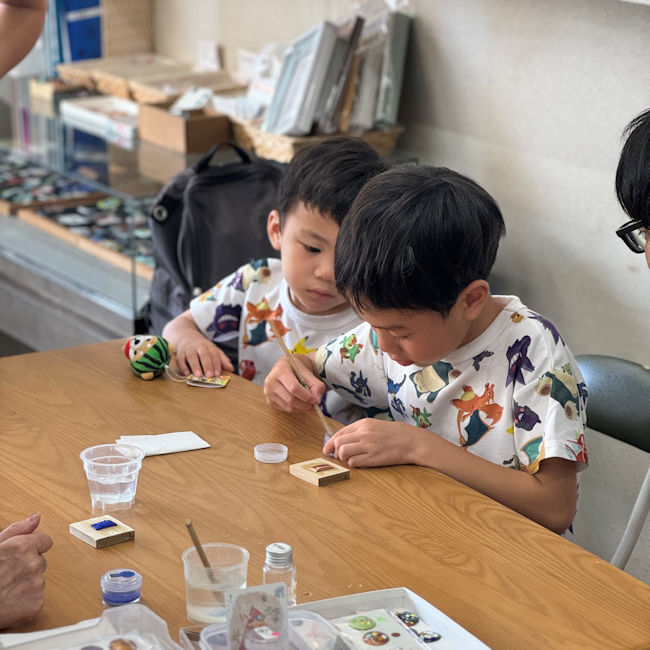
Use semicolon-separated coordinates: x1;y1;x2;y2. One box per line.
123;335;230;387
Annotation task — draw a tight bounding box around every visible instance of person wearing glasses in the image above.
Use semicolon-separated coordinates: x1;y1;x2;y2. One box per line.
616;108;650;268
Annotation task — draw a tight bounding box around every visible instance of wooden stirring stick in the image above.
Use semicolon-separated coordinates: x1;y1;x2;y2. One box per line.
185;518;224;605
185;519;228;605
268;320;336;439
185;519;211;569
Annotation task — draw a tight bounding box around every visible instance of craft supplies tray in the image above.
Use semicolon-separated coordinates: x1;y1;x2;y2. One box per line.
298;587;490;649
0;604;181;649
0;149;106;216
16;195;154;280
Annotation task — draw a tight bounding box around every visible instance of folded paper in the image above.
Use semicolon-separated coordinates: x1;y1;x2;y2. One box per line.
116;431;210;456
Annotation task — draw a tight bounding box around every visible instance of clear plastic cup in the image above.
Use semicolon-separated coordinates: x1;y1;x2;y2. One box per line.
80;443;145;511
183;543;249;624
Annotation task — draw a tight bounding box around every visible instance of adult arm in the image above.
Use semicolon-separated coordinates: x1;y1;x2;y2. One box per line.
0;512;53;629
0;0;48;78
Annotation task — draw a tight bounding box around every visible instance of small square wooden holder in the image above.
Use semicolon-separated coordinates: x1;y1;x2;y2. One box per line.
289;458;350;486
69;515;135;548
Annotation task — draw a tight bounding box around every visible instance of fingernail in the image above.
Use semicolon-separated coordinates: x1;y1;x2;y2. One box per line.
28;512;40;521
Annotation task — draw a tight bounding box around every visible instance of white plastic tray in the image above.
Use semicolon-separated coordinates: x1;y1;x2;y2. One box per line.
297;587;490;649
0;604;181;649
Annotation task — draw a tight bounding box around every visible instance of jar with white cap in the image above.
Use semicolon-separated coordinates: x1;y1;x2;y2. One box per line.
262;542;297;607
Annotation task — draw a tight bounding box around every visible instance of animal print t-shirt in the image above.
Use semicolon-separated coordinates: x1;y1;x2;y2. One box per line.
316;296;589;473
190;258;363;423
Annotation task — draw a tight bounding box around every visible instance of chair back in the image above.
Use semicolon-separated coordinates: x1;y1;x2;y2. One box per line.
576;355;650;453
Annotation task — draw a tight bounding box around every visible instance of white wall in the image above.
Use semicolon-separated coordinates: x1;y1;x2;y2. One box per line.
398;0;650;369
153;0;650;583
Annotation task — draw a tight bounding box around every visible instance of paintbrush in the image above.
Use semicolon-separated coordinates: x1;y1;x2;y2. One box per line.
185;519;211;568
185;519;222;603
268;320;336;440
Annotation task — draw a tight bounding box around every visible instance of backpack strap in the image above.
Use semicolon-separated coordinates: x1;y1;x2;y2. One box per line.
194;141;252;174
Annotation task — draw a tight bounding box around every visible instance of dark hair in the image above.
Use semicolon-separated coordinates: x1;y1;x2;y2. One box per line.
278;137;388;226
616;108;650;228
335;164;506;316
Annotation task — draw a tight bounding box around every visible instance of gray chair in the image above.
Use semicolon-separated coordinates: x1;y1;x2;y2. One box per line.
576;354;650;569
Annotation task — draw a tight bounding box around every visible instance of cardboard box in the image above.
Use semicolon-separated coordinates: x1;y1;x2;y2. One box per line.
28;78;90;118
138;101;231;154
137;140;202;185
29;78;86;103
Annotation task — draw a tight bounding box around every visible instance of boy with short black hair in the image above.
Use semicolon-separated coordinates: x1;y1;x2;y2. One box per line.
264;164;588;534
163;137;388;423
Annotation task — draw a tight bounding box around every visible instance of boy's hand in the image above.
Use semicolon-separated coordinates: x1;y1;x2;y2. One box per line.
173;331;233;378
323;418;420;467
264;356;324;411
162;310;234;378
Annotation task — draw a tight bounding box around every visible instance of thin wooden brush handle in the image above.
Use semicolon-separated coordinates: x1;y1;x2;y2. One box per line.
268;320;335;437
185;519;211;568
185;520;223;603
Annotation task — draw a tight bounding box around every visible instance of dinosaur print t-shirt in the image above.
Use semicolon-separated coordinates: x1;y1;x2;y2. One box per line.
316;295;588;473
190;258;363;423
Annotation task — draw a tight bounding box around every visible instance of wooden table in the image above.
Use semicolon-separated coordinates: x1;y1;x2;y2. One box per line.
1;341;649;649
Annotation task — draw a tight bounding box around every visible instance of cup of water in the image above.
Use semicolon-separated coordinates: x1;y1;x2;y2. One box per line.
80;443;145;511
182;543;249;623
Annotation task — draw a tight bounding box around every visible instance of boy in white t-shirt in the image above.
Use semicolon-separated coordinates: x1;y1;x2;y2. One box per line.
162;138;388;422
264;165;588;534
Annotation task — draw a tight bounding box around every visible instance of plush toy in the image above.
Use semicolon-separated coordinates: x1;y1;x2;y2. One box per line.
123;335;172;380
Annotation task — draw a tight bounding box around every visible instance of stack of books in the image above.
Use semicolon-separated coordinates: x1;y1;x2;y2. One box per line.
262;10;411;137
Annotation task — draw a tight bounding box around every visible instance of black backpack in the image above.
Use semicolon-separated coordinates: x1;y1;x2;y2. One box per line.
144;142;285;336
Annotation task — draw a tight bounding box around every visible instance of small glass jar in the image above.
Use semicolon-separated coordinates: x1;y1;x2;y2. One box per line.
101;568;142;606
262;543;297;607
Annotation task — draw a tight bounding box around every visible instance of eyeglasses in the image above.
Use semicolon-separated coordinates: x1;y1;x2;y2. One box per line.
616;219;648;254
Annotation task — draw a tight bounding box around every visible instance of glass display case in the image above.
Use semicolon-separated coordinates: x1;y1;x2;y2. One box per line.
0;76;201;350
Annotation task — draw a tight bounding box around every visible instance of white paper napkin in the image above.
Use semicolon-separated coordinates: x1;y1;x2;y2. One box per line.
116;431;210;456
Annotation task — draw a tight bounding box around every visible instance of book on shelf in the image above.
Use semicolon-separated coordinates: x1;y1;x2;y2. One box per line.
347;21;385;133
312;36;347;126
336;53;363;134
262;21;338;136
316;15;365;135
374;11;411;127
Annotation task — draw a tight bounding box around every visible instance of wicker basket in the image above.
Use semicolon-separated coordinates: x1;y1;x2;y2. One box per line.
229;116;257;153
231;118;404;162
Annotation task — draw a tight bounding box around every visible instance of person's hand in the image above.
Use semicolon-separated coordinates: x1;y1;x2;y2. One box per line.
162;310;234;378
0;512;53;629
264;356;325;412
172;329;234;378
323;418;422;467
